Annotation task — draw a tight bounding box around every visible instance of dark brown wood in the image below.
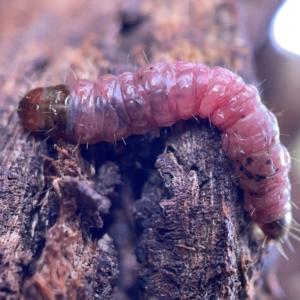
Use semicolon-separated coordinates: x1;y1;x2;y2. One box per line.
134;120;246;299
0;0;284;299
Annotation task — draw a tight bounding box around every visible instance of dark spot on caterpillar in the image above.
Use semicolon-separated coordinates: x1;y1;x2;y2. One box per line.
246;157;253;166
239;165;255;180
18;61;292;241
255;175;267;182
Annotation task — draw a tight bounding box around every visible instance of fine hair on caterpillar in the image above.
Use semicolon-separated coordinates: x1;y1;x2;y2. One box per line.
17;61;293;242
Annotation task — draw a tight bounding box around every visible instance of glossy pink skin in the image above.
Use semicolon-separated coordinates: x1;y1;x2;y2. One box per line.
64;61;291;226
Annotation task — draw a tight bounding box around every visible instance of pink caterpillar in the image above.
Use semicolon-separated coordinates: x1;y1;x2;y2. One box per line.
17;61;292;241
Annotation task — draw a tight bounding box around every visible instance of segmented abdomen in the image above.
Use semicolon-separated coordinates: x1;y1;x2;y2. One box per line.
18;61;292;239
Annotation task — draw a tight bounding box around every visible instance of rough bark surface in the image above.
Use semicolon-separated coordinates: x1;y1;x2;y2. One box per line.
134;120;254;299
0;0;284;299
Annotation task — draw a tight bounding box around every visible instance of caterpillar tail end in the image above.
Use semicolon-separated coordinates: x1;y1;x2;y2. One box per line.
260;212;292;240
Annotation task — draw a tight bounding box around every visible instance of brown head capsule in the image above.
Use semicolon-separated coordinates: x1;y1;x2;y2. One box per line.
18;85;70;138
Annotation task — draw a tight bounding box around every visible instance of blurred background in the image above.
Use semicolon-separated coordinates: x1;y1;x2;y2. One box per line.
256;1;300;298
0;0;300;299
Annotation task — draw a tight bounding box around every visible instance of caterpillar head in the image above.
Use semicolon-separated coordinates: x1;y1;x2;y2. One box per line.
18;85;70;138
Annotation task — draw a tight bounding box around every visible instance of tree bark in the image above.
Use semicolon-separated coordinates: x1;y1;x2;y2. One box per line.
0;0;284;299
